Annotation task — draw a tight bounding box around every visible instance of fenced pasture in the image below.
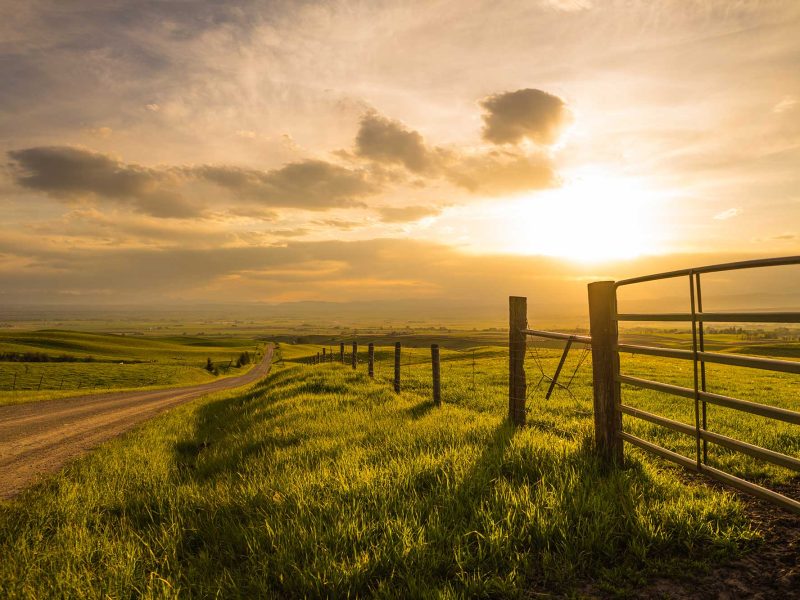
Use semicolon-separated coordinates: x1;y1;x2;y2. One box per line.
297;257;800;513
0;315;796;595
297;337;798;486
0;330;263;404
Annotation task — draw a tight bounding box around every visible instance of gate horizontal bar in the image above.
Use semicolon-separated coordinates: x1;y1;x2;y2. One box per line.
702;429;800;473
698;390;800;425
701;464;800;514
617;344;693;360
621;405;800;472
697;351;800;374
620;404;695;435
617;344;800;375
699;312;800;323
618;374;696;399
521;329;592;344
616;312;800;323
621;432;697;470
618;374;800;424
615;255;800;286
621;432;800;515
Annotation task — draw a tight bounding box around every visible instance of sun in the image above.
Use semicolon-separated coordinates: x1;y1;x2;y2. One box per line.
494;167;665;262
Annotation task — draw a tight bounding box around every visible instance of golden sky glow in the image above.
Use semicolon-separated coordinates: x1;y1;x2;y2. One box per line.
0;1;798;306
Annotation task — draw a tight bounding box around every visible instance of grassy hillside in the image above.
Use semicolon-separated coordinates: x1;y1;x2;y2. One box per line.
0;330;263;405
0;343;770;598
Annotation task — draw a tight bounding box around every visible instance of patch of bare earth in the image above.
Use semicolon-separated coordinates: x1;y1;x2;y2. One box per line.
578;476;800;599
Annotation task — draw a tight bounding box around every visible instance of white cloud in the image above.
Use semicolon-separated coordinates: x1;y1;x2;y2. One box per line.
773;96;798;114
713;208;741;220
540;0;593;12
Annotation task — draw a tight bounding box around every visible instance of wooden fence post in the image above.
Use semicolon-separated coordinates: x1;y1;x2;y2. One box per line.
509;296;527;426
340;343;345;364
322;348;326;362
316;352;320;365
431;344;441;406
368;343;375;378
394;342;401;393
588;281;623;465
38;374;44;391
352;342;358;369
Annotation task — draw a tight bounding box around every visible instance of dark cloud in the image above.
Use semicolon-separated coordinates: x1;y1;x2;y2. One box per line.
0;237;582;305
353;110;558;195
269;228;309;238
377;206;441;223
8;146;199;218
480;88;570;145
445;149;557;194
311;219;366;231
4;233;794;313
8;146;379;216
192;161;376;210
354;112;438;173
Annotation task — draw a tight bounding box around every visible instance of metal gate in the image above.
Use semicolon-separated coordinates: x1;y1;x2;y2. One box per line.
614;256;800;513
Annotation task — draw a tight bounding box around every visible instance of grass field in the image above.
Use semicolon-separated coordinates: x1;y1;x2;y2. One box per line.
0;330;264;405
4;337;796;597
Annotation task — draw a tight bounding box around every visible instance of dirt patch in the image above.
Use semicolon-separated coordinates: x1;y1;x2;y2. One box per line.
580;475;800;599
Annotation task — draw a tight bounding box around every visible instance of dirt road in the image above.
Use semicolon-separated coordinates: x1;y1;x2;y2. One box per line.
0;343;274;499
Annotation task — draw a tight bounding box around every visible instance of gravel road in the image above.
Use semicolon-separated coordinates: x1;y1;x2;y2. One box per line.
0;343;273;499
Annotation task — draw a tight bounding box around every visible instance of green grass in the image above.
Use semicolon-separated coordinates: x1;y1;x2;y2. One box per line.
0;330;263;405
0;342;768;598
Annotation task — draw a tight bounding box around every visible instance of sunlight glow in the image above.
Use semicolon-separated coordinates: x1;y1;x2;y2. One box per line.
489;167;665;262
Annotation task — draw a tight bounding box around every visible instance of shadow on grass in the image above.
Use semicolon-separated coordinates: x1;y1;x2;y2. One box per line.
403;399;438;420
103;361;744;597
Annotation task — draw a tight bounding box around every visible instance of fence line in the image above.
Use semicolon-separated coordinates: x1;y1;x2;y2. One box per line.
515;255;800;514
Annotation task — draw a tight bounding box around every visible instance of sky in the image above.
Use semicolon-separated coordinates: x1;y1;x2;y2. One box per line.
1;0;799;310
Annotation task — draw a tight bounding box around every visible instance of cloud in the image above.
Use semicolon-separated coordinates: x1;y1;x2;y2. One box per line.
3;231;796;311
377;205;441;223
713;208;741;220
480;88;571;145
8;146;380;216
772;97;797;114
269;228;309;238
352;110;558;196
191;160;377;210
445;149;557;194
354;112;437;173
8;146;199;218
540;0;593;11
87;126;113;139
311;219;366;231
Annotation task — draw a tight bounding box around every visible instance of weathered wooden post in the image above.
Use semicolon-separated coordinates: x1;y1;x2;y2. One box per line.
316;352;320;365
394;342;401;393
322;348;326;362
431;344;441;406
340;342;345;364
368;343;375;378
588;281;623;465
37;374;44;391
508;296;527;426
12;373;16;390
352;342;358;369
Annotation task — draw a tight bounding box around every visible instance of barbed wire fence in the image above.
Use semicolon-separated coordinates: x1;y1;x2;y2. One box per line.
295;334;595;430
